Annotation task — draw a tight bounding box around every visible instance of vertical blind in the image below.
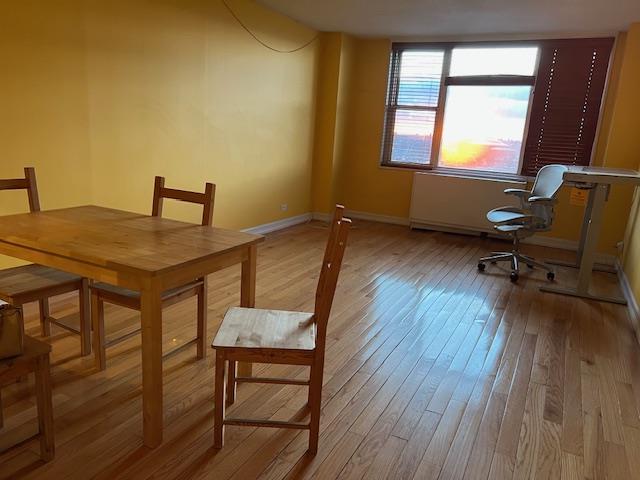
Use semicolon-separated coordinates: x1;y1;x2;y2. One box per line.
521;38;614;176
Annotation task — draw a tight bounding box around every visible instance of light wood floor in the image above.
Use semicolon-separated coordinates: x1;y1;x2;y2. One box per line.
1;220;640;479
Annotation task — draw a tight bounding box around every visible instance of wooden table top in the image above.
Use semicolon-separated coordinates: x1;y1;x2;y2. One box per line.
0;206;264;277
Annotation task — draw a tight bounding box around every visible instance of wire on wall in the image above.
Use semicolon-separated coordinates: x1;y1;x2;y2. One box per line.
222;0;319;53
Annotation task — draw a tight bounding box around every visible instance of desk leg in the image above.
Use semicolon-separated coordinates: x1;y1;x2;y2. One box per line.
576;184;607;292
541;184;625;304
238;244;257;377
546;186;614;273
576;185;596;264
141;280;164;448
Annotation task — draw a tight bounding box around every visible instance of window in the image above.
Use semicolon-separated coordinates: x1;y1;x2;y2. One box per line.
381;39;614;177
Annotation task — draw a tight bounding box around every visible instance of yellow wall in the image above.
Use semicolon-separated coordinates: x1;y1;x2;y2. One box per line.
615;24;640;306
85;0;318;228
337;37;415;218
0;0;319;268
311;32;342;213
0;1;93;267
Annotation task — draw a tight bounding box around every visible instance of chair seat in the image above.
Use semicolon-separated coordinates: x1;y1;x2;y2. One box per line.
91;280;203;308
487;207;530;224
212;307;316;351
0;336;51;370
495;224;527;233
0;264;81;304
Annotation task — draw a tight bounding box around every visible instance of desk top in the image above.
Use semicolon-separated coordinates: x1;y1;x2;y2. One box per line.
564;166;640;185
0;206;264;277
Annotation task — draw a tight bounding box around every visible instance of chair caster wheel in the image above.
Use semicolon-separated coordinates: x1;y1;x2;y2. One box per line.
547;272;555;281
527;264;534;269
477;262;486;272
510;272;519;282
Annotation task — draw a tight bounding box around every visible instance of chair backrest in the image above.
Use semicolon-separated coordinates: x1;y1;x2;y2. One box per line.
151;176;215;226
528;164;567;230
0;167;41;213
315;205;345;312
530;164;567;200
313;205;351;353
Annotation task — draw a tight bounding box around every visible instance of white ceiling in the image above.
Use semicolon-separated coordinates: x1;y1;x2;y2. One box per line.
256;0;640;38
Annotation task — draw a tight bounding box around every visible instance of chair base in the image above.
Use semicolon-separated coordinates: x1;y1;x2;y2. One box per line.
479;250;555;283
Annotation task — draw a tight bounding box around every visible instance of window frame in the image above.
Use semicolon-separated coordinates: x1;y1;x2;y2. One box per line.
381;40;543;177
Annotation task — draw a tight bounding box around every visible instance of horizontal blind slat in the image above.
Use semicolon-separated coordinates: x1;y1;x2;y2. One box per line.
521;37;614;176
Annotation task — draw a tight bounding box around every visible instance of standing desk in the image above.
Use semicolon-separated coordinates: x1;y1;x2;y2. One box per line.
541;166;640;304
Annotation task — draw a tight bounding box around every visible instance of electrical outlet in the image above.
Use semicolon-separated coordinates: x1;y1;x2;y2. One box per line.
280;203;288;212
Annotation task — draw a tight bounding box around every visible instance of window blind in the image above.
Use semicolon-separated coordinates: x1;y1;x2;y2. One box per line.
521;38;614;176
381;47;446;166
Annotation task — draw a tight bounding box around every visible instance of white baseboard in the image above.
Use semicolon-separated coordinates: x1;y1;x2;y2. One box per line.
312;212;332;222
522;236;577;251
313;209;410;226
523;236;617;265
617;258;640;341
344;209;411;226
330;209;619;264
256;209;616;265
242;213;312;235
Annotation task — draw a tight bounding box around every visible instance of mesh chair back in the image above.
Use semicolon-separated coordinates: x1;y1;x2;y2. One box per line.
529;164;567;230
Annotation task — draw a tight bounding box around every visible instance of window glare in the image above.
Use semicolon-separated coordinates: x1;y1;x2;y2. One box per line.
439;85;531;174
449;47;538;76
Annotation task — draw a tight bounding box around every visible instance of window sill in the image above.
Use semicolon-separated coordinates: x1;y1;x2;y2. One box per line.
379;164;532;183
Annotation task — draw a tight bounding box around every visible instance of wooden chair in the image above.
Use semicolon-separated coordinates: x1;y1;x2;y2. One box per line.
0;168;90;355
90;176;215;370
0;335;55;461
212;205;351;454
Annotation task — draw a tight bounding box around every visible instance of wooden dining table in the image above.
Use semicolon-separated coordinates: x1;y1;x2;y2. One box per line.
0;205;264;447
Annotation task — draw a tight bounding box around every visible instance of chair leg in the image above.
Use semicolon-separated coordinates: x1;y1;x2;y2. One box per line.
511;255;519;273
214;350;226;449
91;293;106;371
308;360;323;454
519;254;553;272
35;354;55;461
79;279;91;356
39;299;51;337
0;390;3;429
226;359;236;407
196;279;207;360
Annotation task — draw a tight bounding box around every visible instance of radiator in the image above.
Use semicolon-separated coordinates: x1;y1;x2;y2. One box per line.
410;172;526;234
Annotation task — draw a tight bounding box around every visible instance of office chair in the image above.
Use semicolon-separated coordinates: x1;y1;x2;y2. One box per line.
477;164;567;282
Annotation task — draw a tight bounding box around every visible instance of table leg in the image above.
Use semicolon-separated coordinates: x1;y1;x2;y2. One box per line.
140;280;164;447
79;278;91;356
197;277;208;359
35;354;54;461
238;244;257;377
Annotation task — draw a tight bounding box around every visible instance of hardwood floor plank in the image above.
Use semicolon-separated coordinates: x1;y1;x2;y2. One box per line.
512;381;546;480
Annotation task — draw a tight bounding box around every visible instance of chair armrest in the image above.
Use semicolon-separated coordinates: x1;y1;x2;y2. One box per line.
528;196;555;203
504;188;530;197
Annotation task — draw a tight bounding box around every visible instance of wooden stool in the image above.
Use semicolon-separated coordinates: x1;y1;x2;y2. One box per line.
0;336;54;461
